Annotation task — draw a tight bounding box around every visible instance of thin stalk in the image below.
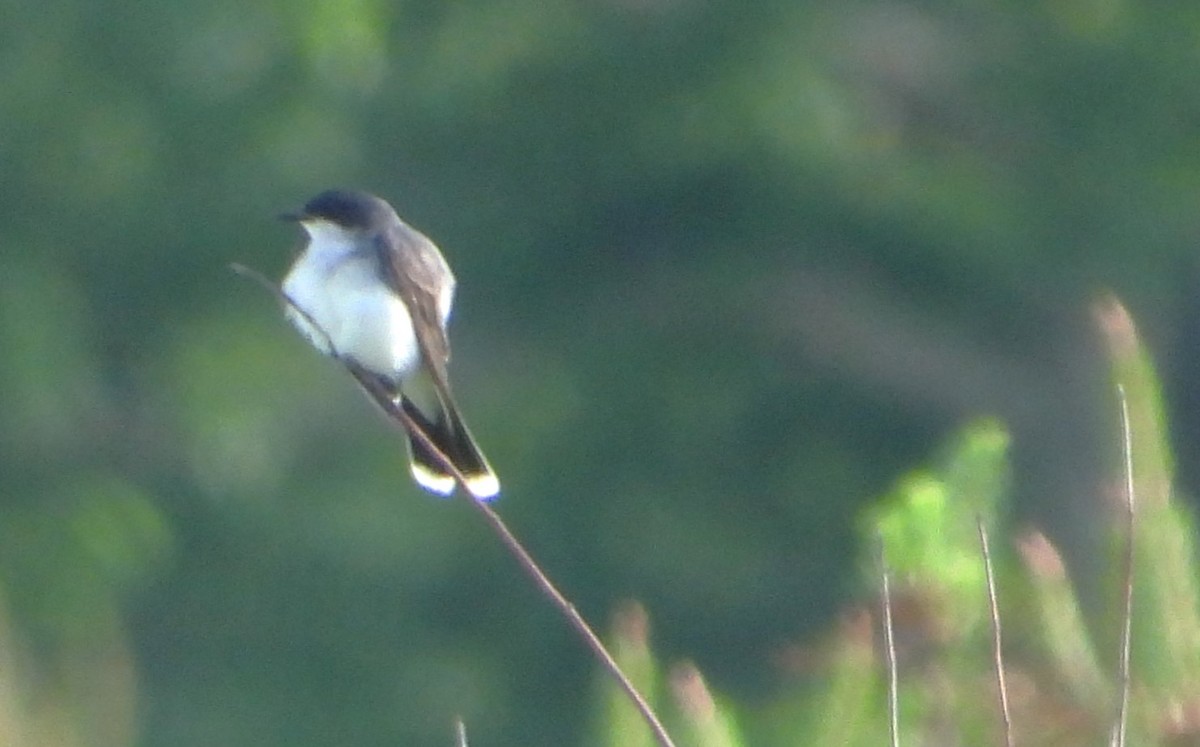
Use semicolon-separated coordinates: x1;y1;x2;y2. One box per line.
978;518;1013;747
878;537;899;747
1111;385;1135;747
235;263;677;747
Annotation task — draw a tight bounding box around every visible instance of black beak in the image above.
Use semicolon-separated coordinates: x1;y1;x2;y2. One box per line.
278;210;306;222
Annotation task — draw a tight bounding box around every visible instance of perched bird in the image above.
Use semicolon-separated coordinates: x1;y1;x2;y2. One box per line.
279;189;499;500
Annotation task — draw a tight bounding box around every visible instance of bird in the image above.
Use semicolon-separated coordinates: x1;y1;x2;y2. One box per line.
279;189;499;500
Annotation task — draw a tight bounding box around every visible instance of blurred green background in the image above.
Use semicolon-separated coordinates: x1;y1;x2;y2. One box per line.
3;0;1200;744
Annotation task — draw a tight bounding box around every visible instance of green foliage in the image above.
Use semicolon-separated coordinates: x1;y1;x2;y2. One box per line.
591;602;745;747
595;603;659;747
582;417;1014;747
866;420;1009;637
1096;300;1200;738
583;313;1200;745
5;0;1200;744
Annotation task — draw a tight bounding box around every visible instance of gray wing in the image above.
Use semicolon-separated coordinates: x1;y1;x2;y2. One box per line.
373;222;456;379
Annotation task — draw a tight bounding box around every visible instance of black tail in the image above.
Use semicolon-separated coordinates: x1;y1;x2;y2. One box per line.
342;361;499;500
401;396;499;500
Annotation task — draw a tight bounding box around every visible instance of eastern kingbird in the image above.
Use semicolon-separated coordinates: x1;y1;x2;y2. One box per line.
280;189;500;500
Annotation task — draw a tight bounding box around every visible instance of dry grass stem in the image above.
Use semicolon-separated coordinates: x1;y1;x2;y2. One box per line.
1111;384;1135;747
238;264;677;747
978;518;1013;747
878;537;900;747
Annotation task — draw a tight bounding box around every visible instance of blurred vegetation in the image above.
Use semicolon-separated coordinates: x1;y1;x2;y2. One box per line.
589;302;1200;745
3;0;1200;744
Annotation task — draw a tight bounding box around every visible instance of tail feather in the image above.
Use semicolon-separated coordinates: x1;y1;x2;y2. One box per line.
401;396;500;500
342;361;499;500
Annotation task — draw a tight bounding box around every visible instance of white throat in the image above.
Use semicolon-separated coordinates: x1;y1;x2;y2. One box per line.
281;221;421;379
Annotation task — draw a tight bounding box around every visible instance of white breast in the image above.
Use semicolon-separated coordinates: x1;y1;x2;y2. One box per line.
282;229;421;380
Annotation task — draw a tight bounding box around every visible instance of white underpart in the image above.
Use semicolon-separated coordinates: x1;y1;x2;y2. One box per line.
282;220;421;380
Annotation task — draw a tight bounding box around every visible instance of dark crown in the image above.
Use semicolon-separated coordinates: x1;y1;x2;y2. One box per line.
299;189;396;229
